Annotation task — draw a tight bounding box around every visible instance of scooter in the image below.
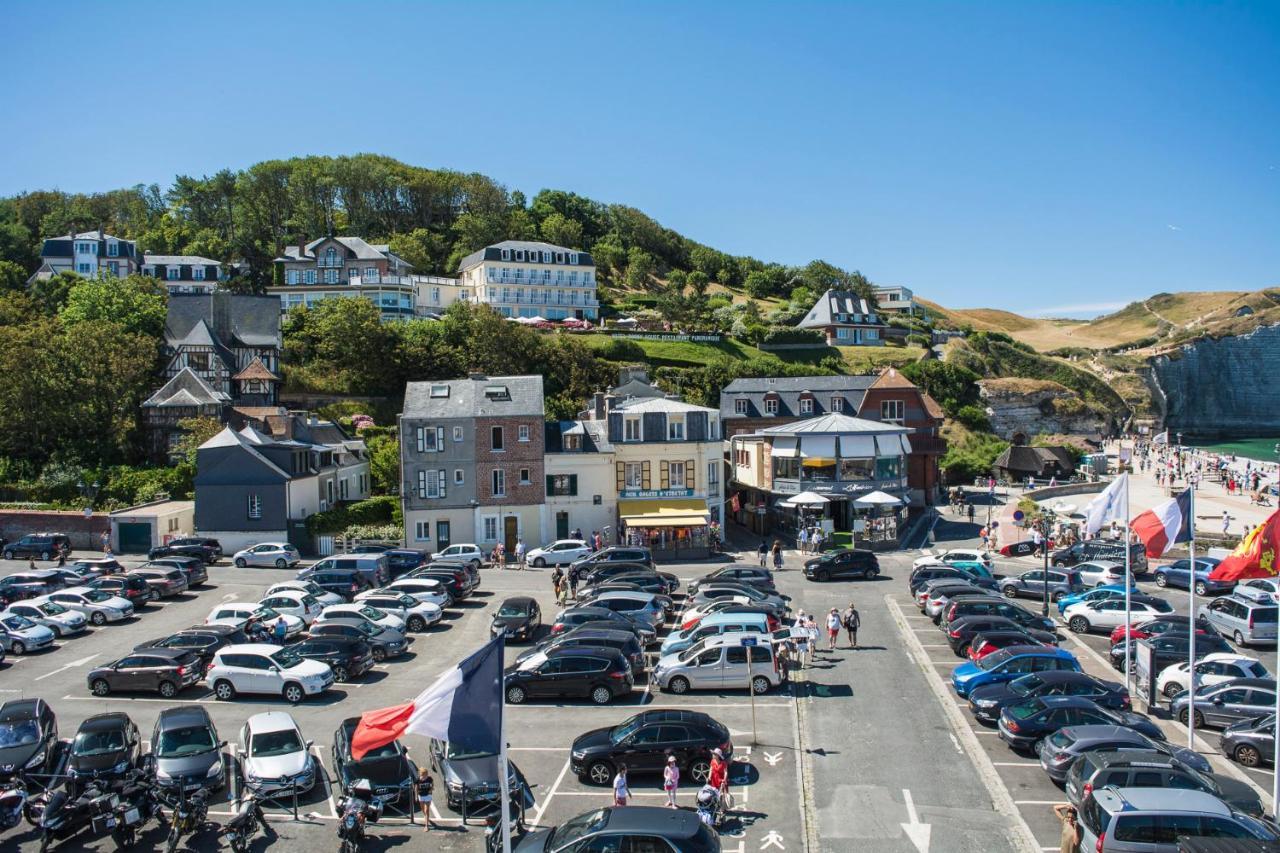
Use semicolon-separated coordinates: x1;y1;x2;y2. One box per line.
36;781;111;852
160;786;208;853
0;778;28;829
219;794;272;853
109;771;165;850
336;779;381;853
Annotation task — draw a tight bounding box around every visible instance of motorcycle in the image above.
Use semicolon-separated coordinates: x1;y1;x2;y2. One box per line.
336;779;382;853
219;794;272;853
160;786;208;853
109;771;165;850
0;779;29;829
35;781;111;852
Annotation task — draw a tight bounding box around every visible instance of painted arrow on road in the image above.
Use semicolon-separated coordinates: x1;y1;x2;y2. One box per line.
34;654;98;682
763;751;783;766
900;789;931;853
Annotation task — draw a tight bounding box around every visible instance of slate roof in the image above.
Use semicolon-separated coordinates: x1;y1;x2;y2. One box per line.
165;293;282;350
403;375;544;419
798;289;886;330
457;240;594;272
143;254;220;266
720;375;878;420
275;236;402;264
198;426;291;480
611;396;717;415
545;420;611;453
142;367;230;408
758;413;910;436
610;378;667;400
263;412;364;453
993;445;1078;476
232;357;280;382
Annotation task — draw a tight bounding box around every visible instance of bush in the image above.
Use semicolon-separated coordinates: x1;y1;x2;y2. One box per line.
954;405;991;432
906;333;931;348
593;337;646;361
305;495;399;535
760;327;825;346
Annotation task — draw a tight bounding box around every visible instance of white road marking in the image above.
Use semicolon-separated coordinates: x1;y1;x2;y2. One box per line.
900;788;931;853
1014;800;1064;805
34;653;97;681
528;758;570;827
949;733;964;752
991;762;1041;767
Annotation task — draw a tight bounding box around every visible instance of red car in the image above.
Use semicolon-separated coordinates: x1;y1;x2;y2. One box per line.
1108;616;1214;645
967;631;1053;661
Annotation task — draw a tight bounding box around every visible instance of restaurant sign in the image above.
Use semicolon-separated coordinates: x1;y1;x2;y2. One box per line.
620;488;695;499
774;478;908;496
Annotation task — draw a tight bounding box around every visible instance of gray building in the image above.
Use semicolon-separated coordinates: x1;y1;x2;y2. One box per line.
720;375;879;435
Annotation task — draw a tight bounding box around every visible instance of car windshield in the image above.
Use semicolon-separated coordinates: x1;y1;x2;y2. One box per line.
83;590;112;603
2;615;35;630
156;725;217;757
37;602;68;616
359;740;399;759
395;595;416;607
257;607;280;620
73;728;125;755
0;720;40;748
352;622;378;637
270;648;305;669
358;606;383;619
977;649;1016;671
609;717;644;744
498;603;529;617
548;808;609;848
251;729;302;757
1008;674;1046;696
1147;599;1174;613
446;742;494;760
1007;699;1046;721
1252;608;1279;624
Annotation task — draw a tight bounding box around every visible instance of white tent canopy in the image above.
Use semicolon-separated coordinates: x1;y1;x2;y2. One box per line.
782;491;830;507
853;490;903;506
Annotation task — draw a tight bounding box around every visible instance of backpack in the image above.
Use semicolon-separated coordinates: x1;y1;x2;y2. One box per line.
844;610;860;630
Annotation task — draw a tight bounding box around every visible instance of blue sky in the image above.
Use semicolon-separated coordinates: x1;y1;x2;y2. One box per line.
2;1;1276;316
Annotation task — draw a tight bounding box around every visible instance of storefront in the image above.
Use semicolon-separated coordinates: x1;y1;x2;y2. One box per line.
618;497;711;561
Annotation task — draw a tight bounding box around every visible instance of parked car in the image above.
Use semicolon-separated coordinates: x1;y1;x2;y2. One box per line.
2;534;72;561
148;542;214;564
1196;594;1279;646
257;589;323;626
2;598;87;637
504;647;634;705
382;577;451;609
86;573;153;607
145;557;208;587
135;627;243;671
516;627;646;677
687;566;775;596
1109;632;1233;673
295;567;374;600
0;613;55;654
912;549;996;572
679;600;783;632
265;579;344;607
941;597;1056;634
382;548;427;577
408;568;472;601
1063;595;1174;633
651;634;780;695
1074;560;1128;588
909;565;999;594
314;603;406;634
491;596;542;641
309;620;409;661
238;711;316;795
1110;614;1216;646
688;583;787;612
353;591;442;632
968;670;1129;723
1077;787;1277;851
290;638;374;683
1222;713;1276;768
427;736;527;813
1171;678;1278;729
662;612;772;656
207;643;334;702
568;709;732;785
205;602;305;638
131;566;190;598
526;540;592;568
1050;539;1149;575
803;548;880;582
585;591;665;630
1235;578;1280;604
231;542;301;569
68;712;141;783
168;536;222;561
947;615;1058;656
1154;556;1233;596
951;645;1081;698
516;806;720;853
967;629;1056;660
1000;568;1086;603
151;706;225;794
47;586;134;624
332;716;417;805
580;577;675;613
65;558;124;577
0;698;58;783
429;544;485;568
1156;652;1269;699
348;544;391;554
997;695;1162;750
304;554;389;587
578;564;669;593
1035;724;1211;782
1056;583;1140;616
87;648;203;697
549;606;658;646
1065;748;1263;816
922;582;990;617
569;547;654;580
0;570;68;602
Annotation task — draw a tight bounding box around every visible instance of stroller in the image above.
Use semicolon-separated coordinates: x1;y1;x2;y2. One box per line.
695;785;729;828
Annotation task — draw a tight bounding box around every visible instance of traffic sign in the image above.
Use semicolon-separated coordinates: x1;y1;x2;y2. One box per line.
740;636;758;647
1012;510;1024;522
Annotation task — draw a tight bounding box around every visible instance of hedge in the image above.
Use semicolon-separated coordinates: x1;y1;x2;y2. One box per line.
305;495;399;535
760;327;825;345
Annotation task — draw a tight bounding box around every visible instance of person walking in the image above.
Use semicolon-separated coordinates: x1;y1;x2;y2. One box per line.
757;540;768;567
662;754;680;808
776;640;792;683
416;767;434;832
794;611;810;669
568;568;579;600
806;615;820;658
1052;804;1081;853
812;528;824;554
514;538;526;570
612;764;630;807
797;527;809;555
552;567;564;604
1222;511;1231;537
272;615;288;646
708;749;728;795
771;540;783;570
826;608;841;650
843;602;860;649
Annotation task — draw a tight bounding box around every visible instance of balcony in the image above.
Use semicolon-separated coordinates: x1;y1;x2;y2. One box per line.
484;293;599;307
485;275;595;287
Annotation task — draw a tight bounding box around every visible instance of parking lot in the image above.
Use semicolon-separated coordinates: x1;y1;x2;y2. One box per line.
0;551;805;853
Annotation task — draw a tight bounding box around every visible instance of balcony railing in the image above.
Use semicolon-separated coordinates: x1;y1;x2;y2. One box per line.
484;293;598;307
485;275;595;287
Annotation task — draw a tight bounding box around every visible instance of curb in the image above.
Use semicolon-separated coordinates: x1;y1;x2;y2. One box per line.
791;668;820;853
886;594;1042;853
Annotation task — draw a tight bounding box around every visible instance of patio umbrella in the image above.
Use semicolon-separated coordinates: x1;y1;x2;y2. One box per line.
783;491;830;507
853;490;903;506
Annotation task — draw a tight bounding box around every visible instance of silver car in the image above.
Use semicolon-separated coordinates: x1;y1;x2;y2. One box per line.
1170;678;1278;729
232;543;301;569
586;590;665;629
46;586;134;625
650;634;780;695
1196;594;1279;646
3;599;88;637
0;613;57;654
1078;786;1277;851
238;711;317;795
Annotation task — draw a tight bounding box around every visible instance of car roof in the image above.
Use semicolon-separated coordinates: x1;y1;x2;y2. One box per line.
1063;725;1148;744
79;712;131;731
1086;749;1174;770
0;698;44;721
1027;670;1099;685
1204;678;1276;691
546;645;626;660
598;804;704;836
127;647;193;661
593;590;656;602
156;706;213;728
1100;786;1231;815
219;643;283;654
1037;696;1107;709
245;711;300;733
561;627;635;640
1002;645;1071;658
629;709;715;726
502;596;538;606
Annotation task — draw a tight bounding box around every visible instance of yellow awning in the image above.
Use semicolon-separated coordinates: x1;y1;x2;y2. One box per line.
619;498;711;527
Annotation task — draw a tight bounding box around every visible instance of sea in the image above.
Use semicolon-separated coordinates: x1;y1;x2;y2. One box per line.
1189;436;1280;464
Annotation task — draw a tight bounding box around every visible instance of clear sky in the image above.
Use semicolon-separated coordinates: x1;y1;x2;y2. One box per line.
2;1;1276;316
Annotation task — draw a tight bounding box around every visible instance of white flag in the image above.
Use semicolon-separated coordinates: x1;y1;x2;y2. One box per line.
1083;474;1129;537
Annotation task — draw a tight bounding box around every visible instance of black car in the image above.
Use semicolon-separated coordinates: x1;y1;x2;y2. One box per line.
1050;539;1148;575
333;717;416;804
145;557;208;587
297;568;374;601
909;565;999;594
998;696;1163;751
688;566;775;596
136;628;241;670
309;620;408;661
579;562;662;588
292;638;374;682
569;548;655;581
87;573;153;607
517;627;647;677
408;568;470;601
504;647;633;705
550;607;657;645
515;806;720;853
569;710;732;786
1109;632;1233;672
428;737;529;813
2;534;72;562
0;698;58;782
68;712;141;783
87;648;203;697
148;543;212;564
803;548;880;582
152;706;225;793
492;596;542;642
383;549;428;578
968;670;1130;723
947;615;1057;656
0;571;67;602
65;558;124;577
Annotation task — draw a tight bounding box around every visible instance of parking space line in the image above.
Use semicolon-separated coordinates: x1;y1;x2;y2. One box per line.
528;758;570;827
991;762;1041;767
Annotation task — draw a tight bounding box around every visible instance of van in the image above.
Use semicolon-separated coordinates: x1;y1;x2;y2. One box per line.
305;555;389;587
661;612;771;655
1078;786;1277;851
650;634;780;695
1051;540;1149;575
1196;594;1279;647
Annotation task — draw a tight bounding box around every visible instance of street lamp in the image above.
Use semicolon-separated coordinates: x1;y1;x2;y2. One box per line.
1040;517;1051;617
77;479;101;507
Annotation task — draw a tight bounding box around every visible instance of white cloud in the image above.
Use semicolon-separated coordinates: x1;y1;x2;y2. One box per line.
1167;224;1181;231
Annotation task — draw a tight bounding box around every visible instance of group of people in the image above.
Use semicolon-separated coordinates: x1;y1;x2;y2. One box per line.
550;565;578;604
757;540;784;569
611;747;731;810
795;526;827;554
244;613;290;645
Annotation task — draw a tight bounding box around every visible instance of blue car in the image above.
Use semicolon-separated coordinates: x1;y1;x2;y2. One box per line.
1056;583;1140;616
1153;557;1234;596
950;561;996;580
951;645;1081;698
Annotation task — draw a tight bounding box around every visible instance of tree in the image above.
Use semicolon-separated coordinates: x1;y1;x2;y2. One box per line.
0;260;25;292
173;416;224;465
28;271;80;314
60;274;168;338
367;434;400;494
539;212;583;249
625;248;656;290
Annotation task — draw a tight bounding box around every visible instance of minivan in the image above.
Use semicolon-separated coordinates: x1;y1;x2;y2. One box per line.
1064;749;1263;816
297;568;374;600
304;555;389;587
1051;539;1149;575
1078;786;1277;851
661;612;771;655
1196;594;1279;646
650;634;779;695
2;534;72;561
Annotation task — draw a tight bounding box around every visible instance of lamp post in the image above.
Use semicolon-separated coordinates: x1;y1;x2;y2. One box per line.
1040;518;1050;618
77;479;101;508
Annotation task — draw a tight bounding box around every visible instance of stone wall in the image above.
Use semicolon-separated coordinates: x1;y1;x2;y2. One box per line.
978;379;1111;442
0;510;110;551
1150;324;1280;438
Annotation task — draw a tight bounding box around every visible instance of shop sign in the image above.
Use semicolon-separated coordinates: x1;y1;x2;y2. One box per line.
620;488;694;499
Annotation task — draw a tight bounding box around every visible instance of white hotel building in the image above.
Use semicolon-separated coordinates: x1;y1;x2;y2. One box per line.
456;240;598;321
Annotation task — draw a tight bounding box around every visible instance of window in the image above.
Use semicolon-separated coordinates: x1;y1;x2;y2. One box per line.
326;480;334;505
483;517;499;541
106;242;118;257
624;417;641;442
324;268;339;284
107;261;119;276
733;399;748;415
569;253;579;264
668;417;685;440
625;462;644;488
492;469;506;497
500;248;510;260
77;262;92;274
454;469;464;485
247;494;262;519
547;474;578;496
453;426;463;442
669;461;686;486
515;250;525;261
416;426;443;453
414;521;430;542
708;461;719;487
763;397;779;415
564;434;582;451
365;267;377;279
519;468;531;484
831;396;844;412
491;426;504;451
518;424;530;442
417;469;446;499
166;266;181;280
881;400;905;424
709;417;719;439
799;397;814;414
304;269;317;284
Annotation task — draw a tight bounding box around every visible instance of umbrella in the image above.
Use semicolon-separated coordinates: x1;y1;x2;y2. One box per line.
782;491;829;507
853;490;903;506
1050;501;1077;516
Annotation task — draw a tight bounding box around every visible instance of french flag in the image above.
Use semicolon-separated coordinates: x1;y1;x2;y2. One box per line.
351;636;503;760
1129;489;1193;557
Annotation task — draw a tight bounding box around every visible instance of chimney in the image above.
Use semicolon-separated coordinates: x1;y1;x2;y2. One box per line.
298;239;307;258
592;392;606;421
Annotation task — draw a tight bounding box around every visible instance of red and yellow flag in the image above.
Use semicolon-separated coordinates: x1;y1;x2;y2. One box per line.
1209;508;1280;582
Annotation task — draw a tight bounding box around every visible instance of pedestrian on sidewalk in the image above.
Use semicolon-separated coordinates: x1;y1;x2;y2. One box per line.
416;767;434;832
663;754;680;808
514;538;526;570
1052;804;1081;853
826;608;841;650
979;526;989;550
813;528;824;553
1222;511;1231;537
612;764;630;807
806;614;820;658
794;611;810;668
552;567;565;603
843;602;860;649
797;527;809;555
758;540;768;567
569;568;579;599
771;540;783;569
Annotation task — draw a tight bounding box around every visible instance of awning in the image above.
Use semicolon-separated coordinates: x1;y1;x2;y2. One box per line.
839;435;877;457
619;498;711;528
771;436;798;458
800;435;836;458
875;434;911;456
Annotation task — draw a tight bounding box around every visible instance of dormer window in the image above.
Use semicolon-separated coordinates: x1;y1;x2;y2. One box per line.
765;398;779;415
734;399;748;415
831;396;844;413
668;416;685;440
429;384;450;398
564;434;582;451
515;250;525;261
624;416;642;442
555;252;564;263
542;251;552;262
106;242;118;257
800;398;814;414
501;248;510;260
569;253;579;265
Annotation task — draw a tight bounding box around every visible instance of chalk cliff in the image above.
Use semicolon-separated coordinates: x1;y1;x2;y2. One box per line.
1150;324;1280;438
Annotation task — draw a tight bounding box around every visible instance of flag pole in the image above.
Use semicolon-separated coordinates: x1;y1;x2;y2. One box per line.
1186;485;1197;750
1274;621;1279;815
498;636;513;853
1123;475;1132;697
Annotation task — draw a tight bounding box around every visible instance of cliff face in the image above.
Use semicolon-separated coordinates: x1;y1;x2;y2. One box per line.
977;378;1113;443
1150;324;1280;437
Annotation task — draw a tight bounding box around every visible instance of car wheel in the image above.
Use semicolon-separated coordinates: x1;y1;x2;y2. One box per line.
1001;586;1019;599
90;611;107;626
586;758;611;783
816;570;830;582
213;680;236;701
1068;616;1090;634
275;559;287;569
506;685;527;704
371;647;387;662
751;675;771;695
1234;630;1247;646
1194;581;1207;596
1235;744;1263;768
1051;591;1066;602
235;558;247;568
668;676;691;695
1052;560;1066;568
533;558;545;568
1178;707;1204;728
1163;682;1183;698
864;568;879;579
2;551;11;560
11;641;24;655
956;641;972;657
91;678;111;696
282;683;304;703
689;759;711;783
590;685;612;705
1155;574;1168;587
333;665;350;683
157;680;178;698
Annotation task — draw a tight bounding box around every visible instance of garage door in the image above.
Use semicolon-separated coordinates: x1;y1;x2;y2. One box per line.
116;522;152;554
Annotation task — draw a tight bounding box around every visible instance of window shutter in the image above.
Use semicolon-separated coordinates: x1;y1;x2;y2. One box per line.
546;475;555;495
438;469;446;499
416;427;425;453
660;460;669;489
686;459;696;489
642;460;651;489
417;470;426;498
436;427;445;452
616;462;625;492
569;474;578;496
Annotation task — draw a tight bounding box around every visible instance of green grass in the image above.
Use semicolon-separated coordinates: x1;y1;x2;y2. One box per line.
837;345;925;373
582;333;836;367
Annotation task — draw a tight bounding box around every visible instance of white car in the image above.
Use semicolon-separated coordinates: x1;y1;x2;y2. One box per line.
46;586;134;625
209;644;332;703
383;578;451;609
680;597;755;625
264;580;344;607
1156;652;1271;699
912;549;995;571
1236;578;1280;604
1062;597;1175;633
238;711;317;794
314;603;406;634
353;591;442;632
257;591;323;626
3;598;88;636
1075;560;1127;588
232;543;301;569
205;603;305;638
430;544;484;568
525;540;590;568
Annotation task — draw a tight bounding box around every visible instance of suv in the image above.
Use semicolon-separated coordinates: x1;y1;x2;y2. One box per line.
382;549;427;577
207;644;334;702
803;549;880;582
941;596;1056;634
149;540;218;564
503;647;634;705
152;706;226;793
0;698;58;783
1155;557;1233;596
87;648;204;697
1079;787;1277;850
999;569;1085;602
2;534;72;562
1196;594;1278;646
303;555;389;587
332;716;417;805
0;570;68;602
297;567;374;600
569;547;654;580
1065;749;1263;816
1051;539;1149;575
1171;678;1278;729
429;544;484;568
